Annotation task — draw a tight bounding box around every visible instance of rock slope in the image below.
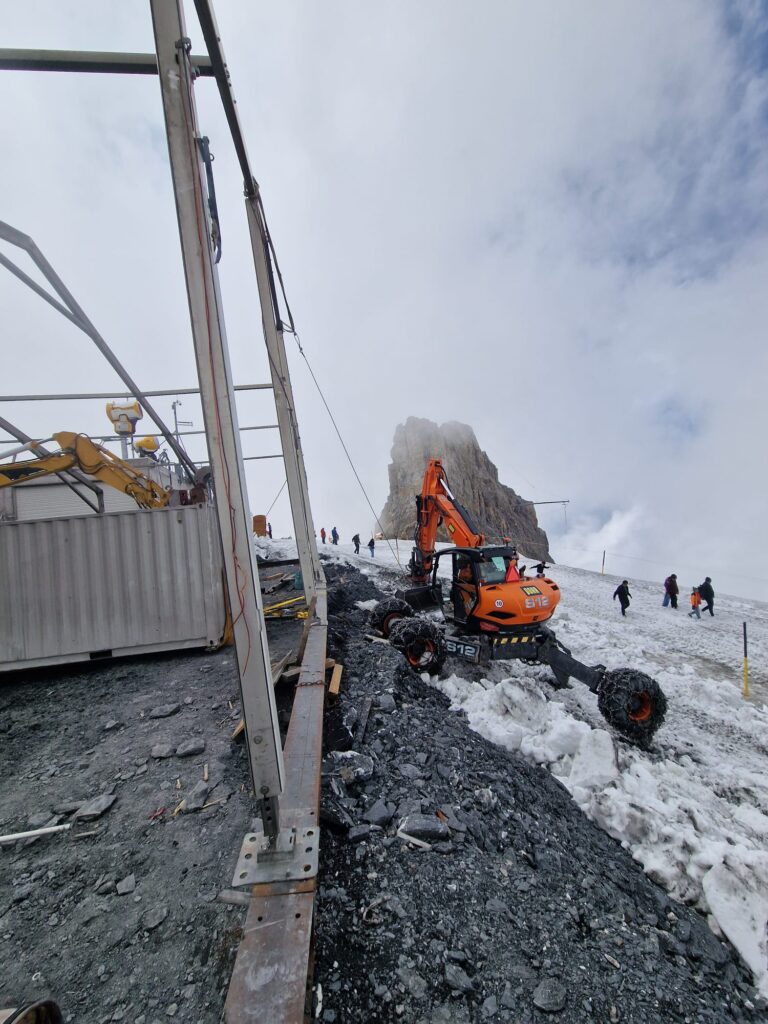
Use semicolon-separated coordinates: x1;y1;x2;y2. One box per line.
379;418;551;560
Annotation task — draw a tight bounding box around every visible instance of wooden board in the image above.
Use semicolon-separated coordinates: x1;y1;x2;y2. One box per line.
328;663;343;697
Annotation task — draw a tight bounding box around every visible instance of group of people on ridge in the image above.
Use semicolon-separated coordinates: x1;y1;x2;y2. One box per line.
662;573;715;617
319;527;375;557
613;574;715;618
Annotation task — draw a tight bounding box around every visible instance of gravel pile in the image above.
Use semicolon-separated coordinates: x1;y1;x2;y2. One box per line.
315;561;763;1024
0;614;301;1023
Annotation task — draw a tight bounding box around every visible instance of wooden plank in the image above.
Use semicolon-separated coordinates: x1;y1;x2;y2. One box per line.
327;664;343;697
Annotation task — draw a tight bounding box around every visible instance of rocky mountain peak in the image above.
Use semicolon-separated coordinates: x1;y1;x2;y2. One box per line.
379;417;551;560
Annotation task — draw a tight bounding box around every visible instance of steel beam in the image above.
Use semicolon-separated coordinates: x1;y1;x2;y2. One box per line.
0;425;279;446
225;586;327;1024
0;47;213;76
0;221;198;482
0;384;272;402
189;0;321;602
245;199;322;604
150;0;284;816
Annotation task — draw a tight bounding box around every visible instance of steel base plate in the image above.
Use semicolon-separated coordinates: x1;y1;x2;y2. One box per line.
232;824;320;886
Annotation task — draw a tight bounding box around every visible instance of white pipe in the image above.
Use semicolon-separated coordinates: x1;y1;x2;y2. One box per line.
0;822;71;844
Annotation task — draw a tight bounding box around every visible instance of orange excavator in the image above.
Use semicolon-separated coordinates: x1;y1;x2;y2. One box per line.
370;459;667;745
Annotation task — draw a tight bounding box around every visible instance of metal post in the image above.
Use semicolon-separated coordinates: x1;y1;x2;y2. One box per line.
743;622;749;698
187;0;321;603
150;0;283;831
245;197;321;602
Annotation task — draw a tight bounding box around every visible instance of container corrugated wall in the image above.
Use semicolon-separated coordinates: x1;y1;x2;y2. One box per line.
0;504;226;671
14;480;137;521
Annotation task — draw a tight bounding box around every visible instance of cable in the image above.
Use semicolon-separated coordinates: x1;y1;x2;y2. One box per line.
292;336;403;567
561;543;768;588
266;479;287;517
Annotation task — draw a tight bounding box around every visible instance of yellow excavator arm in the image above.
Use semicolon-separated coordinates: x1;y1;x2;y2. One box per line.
0;432;170;510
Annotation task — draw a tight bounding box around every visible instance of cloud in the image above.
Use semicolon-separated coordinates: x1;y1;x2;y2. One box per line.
1;1;767;599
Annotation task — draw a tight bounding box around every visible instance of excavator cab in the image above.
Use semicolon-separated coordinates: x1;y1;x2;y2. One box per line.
432;546;561;634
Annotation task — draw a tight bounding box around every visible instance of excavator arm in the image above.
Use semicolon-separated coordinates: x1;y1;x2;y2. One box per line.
409;459;486;583
0;432;170;510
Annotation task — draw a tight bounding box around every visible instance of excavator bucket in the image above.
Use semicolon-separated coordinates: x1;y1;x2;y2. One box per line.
397;583;442;611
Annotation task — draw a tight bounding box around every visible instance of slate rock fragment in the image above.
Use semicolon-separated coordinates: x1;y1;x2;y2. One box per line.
399;813;449;842
149;703;181;720
176;739;206;758
75;794;117;821
532;979;567;1013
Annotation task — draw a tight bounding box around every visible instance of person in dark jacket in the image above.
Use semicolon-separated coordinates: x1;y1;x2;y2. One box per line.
698;577;715;616
613;580;632;616
331;527;339;545
352;533;361;555
533;562;549;578
663;573;679;609
367;537;375;558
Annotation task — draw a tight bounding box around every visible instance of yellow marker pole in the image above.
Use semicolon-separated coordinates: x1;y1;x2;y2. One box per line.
743;622;750;698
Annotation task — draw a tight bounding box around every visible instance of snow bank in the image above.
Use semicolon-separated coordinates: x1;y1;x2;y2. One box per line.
419;561;768;995
253;535;298;561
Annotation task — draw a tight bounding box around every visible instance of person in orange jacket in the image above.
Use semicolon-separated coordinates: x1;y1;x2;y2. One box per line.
320;527;326;544
688;587;701;620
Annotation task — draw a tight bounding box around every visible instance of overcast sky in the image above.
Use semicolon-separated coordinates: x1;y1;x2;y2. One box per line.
2;2;767;599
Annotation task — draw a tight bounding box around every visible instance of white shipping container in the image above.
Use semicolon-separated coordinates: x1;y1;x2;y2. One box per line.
0;504;226;671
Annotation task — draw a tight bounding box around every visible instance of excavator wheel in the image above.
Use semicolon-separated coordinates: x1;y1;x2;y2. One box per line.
370;598;415;638
389;618;446;674
597;668;667;747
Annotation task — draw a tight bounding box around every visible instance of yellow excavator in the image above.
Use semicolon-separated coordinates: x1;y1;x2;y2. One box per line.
0;431;205;509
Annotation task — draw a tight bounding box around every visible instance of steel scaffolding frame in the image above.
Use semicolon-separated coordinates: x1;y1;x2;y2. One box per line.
0;4;326;1020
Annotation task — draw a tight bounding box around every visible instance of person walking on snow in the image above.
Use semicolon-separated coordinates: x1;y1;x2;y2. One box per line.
698;577;715;616
663;573;679;609
613;580;631;616
331;526;339;545
367;537;375;558
352;533;361;555
267;522;272;539
688;587;701;619
320;527;326;544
